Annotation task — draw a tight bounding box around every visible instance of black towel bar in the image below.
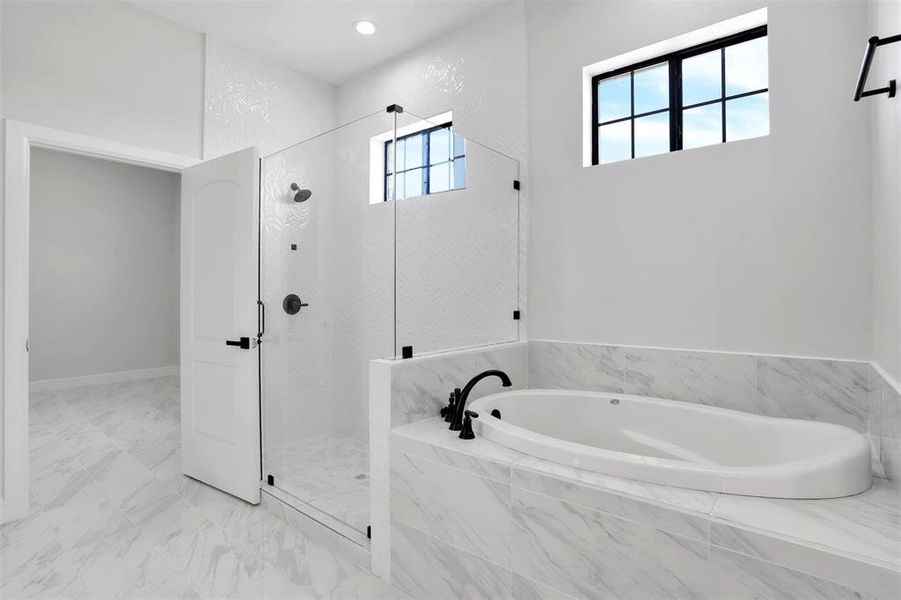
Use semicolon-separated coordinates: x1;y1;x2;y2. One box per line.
854;34;901;101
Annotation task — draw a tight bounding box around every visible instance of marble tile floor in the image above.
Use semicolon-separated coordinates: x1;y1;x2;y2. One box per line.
1;376;407;599
264;434;370;535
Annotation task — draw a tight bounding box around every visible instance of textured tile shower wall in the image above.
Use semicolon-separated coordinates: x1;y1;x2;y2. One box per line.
203;36;336;160
203;37;342;457
259;141;327;457
258;115;397;454
337;2;530;349
394;127;520;355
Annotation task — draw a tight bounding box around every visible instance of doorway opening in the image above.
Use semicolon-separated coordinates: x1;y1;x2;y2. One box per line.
27;147;185;532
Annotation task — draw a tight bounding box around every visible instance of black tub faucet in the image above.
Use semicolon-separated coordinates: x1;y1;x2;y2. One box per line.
449;370;511;431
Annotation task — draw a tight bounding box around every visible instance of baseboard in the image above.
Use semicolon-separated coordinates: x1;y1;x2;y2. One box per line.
29;366;179;392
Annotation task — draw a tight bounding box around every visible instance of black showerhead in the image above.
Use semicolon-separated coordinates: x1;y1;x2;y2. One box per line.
290;183;312;202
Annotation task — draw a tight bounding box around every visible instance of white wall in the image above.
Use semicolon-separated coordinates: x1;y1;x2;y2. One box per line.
203;36;337;159
0;1;204;158
0;0;4;500
0;2;4;117
337;2;528;163
526;0;873;360
870;0;901;383
337;1;530;349
28;149;180;382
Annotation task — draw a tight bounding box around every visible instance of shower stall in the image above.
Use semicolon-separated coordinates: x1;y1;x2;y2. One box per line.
259;107;520;540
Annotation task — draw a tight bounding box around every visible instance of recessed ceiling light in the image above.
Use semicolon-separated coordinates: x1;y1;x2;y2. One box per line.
354;20;377;35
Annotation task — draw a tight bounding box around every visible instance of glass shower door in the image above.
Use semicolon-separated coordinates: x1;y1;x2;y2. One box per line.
259;111;395;537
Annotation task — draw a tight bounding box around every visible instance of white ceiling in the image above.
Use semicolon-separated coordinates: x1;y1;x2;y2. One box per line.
132;0;509;85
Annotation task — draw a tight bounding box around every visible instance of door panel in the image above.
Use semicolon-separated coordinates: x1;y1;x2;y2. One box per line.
180;148;260;504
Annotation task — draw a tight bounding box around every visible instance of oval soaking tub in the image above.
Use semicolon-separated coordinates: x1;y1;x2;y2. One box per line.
468;389;872;498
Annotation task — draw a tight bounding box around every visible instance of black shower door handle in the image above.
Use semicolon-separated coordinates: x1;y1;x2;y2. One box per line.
225;337;251;350
258;300;265;337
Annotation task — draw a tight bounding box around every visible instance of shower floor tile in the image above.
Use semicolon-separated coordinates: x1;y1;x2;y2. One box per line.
265;432;370;534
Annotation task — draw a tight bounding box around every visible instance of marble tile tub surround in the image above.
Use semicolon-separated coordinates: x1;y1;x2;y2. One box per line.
389;341;528;428
390;419;901;600
868;362;901;482
393;340;881;436
529;340;876;433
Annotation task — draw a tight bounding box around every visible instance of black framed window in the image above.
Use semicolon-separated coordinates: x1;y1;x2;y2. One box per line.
385;122;466;201
592;26;768;165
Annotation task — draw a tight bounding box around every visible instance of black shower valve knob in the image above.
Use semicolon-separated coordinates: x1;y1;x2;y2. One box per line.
283;294;309;315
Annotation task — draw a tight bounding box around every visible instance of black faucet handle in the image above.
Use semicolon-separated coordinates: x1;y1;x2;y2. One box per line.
441;391;456;421
459;410;478;440
448;388;464;430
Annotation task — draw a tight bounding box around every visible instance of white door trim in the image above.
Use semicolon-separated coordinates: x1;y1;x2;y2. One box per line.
1;119;197;523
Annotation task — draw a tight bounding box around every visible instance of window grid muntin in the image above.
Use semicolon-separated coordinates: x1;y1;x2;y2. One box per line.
592;25;767;165
384;122;465;201
596;62;672;162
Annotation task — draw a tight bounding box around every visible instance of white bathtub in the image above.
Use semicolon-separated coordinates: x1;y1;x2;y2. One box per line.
468;389;872;498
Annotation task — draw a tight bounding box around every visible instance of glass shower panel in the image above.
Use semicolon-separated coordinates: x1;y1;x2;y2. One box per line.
259;111;395;536
394;110;520;356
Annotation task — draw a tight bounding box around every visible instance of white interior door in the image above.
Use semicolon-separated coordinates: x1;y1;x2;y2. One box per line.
180;147;261;504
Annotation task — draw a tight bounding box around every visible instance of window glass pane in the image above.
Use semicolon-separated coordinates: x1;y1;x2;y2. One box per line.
683;102;722;149
429;128;451;164
633;64;668;114
453;157;466;189
726;92;769;142
453;132;465;158
634;112;669;158
386;141;394;174
386;174;394;201
393;173;407;200
725;37;768;96
430;162;451;194
598;74;631;123
404;134;423;170
599;120;631;164
394;138;406;171
403;168;423;198
682;50;722;106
